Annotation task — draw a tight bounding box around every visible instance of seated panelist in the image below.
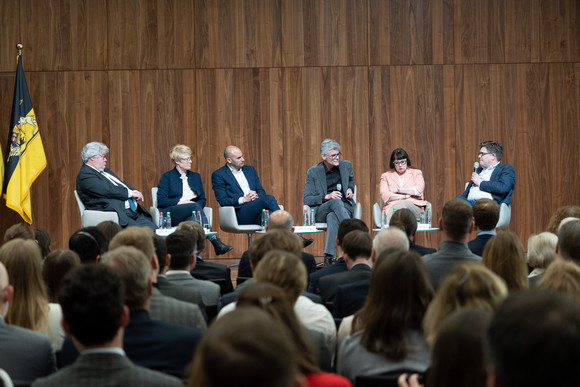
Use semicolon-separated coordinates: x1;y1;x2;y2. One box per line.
157;145;232;256
379;148;427;225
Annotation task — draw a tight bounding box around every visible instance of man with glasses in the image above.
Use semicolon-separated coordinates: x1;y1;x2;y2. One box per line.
459;141;515;206
304;139;356;264
76;142;156;229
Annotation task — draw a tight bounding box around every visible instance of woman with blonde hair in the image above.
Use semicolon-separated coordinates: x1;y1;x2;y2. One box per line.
423;261;507;346
482;231;529;291
0;239;65;350
537;260;580;302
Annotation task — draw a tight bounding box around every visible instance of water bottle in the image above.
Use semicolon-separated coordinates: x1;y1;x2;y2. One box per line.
381;207;388;229
159;212;164;229
166;212;172;228
427;205;432;228
420;208;426;224
197;210;203;224
303;209;309;226
310;209;315;226
261;209;267;230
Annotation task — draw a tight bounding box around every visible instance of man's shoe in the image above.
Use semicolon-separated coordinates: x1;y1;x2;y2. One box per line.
211;238;233;256
323;254;335;267
299;235;314;248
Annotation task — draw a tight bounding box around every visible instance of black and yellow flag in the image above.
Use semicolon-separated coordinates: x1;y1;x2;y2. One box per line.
2;55;46;224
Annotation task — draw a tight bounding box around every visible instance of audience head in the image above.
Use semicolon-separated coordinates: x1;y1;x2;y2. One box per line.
441;198;474;241
389;208;417;239
372;227;409;263
547;205;580;235
526;232;557;269
342;230;373;266
3;222;35;243
237;282;319;376
253;250;306;304
355;250;433;360
100;246;152;311
81;142;109;163
109;226;155;260
188;307;301;387
0;239;49;330
42;249;81;303
472;199;500;231
482;231;529;291
389;148;412;169
0;262;13;317
556;219;580;264
337;218;369;247
96;221;122;250
170;144;193;164
177;221;205;254
267;210;294;230
248;229;301;269
536;260;580;303
165;230;196;271
428;308;492;387
34;229;51;258
69;227;107;263
152;234;169;273
423;262;507;346
486;291;580;387
59;264;126;347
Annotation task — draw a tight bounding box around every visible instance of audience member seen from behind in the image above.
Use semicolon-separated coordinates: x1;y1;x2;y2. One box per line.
187;307;308;387
236;282;352;387
3;222;35;242
423;262;507;346
486;291;580;387
96;220;122;251
398;308;492;387
380;148;428;224
0;239;65;350
42;249;81;303
536;260;580;303
482;231;529;291
467;198;500;256
32;264;182;387
546;205;580;235
34;229;52;259
337;250;433;383
68;227;107;263
556;219;580;265
526;232;557;287
389;208;435;256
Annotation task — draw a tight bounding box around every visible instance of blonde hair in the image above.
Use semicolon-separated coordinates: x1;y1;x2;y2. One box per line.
423;262;507;346
170;144;192;164
0;239;49;330
537;261;580;303
253;250;306;304
527;232;558;269
109;226;155;260
482;231;529;291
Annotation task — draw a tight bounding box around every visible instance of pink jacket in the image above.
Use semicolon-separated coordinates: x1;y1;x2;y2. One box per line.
379;168;427;212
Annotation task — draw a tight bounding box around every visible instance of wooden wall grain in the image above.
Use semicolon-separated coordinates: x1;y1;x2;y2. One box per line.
1;0;579;258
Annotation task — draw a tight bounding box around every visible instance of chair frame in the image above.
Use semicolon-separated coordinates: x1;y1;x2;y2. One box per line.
150;187;212;229
74;190;119;227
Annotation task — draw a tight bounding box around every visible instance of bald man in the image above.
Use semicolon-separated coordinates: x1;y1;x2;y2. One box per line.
211;145;280;225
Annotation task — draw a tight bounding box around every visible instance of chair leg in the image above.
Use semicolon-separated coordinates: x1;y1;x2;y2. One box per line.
247;233;253;248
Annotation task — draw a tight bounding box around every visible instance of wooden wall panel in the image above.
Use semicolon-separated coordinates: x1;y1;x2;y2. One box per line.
195;0;282;68
0;0;21;72
539;0;580;62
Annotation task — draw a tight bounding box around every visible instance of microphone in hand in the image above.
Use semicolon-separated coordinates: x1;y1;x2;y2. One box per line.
474;162;479;172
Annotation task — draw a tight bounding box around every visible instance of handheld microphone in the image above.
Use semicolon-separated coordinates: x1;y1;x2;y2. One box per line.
474;162;479;172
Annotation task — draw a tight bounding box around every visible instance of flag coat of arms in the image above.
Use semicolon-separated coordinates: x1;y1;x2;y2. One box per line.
2;55;46;223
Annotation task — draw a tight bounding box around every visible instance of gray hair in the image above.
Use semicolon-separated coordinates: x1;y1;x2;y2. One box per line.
320;139;340;155
81;142;109;163
527;232;557;269
373;227;410;256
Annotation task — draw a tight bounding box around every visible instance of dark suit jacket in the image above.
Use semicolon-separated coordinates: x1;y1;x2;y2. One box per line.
59;310;202;379
192;259;234;294
76;164;151;226
332;280;370;318
461;163;516;205
211;164;267;208
410;241;437;256
319;263;373;305
237;251;317;278
308;258;348;294
468;233;495;256
32;353;182;387
157;167;206;209
303;160;355;210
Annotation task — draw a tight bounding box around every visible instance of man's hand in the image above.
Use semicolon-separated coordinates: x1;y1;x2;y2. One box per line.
243;190;259;203
471;172;482;186
346;187;354;199
324;191;342;201
131;190;144;201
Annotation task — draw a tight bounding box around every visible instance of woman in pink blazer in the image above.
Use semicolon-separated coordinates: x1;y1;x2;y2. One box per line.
379;148;427;224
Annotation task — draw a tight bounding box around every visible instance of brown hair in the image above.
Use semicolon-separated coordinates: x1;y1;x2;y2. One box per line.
547;205;580;235
442;199;473;241
42;249;81;303
3;223;35;243
253;250;306;304
177;221;206;254
109;226;155;260
537;260;580;303
482;231;529;291
248;229;301;269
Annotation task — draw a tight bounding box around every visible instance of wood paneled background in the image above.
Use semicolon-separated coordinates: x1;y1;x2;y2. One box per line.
1;0;579;258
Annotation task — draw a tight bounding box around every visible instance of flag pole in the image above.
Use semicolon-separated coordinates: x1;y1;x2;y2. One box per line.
16;43;23;55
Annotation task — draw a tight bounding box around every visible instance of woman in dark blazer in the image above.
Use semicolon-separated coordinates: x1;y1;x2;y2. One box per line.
157;145;232;255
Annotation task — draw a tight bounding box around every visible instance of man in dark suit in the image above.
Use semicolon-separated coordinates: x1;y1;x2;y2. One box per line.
211;145;280;225
319;230;373;306
59;246;202;379
468;198;500;256
0;262;55;386
304;139;356;262
389;208;436;256
76;142;155;229
460;140;515;206
33;264;181;387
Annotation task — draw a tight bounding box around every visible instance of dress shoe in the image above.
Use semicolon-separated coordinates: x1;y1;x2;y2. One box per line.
299;235;314;248
323;254;335;267
211;237;233;256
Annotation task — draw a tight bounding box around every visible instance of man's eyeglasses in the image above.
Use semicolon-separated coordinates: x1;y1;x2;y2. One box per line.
478;152;492;157
327;153;342;159
393;159;407;166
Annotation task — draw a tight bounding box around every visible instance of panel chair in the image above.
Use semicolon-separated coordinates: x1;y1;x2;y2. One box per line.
303;185;362;230
150;187;212;229
74;190;119;227
372;198;433;229
218;204;283;249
